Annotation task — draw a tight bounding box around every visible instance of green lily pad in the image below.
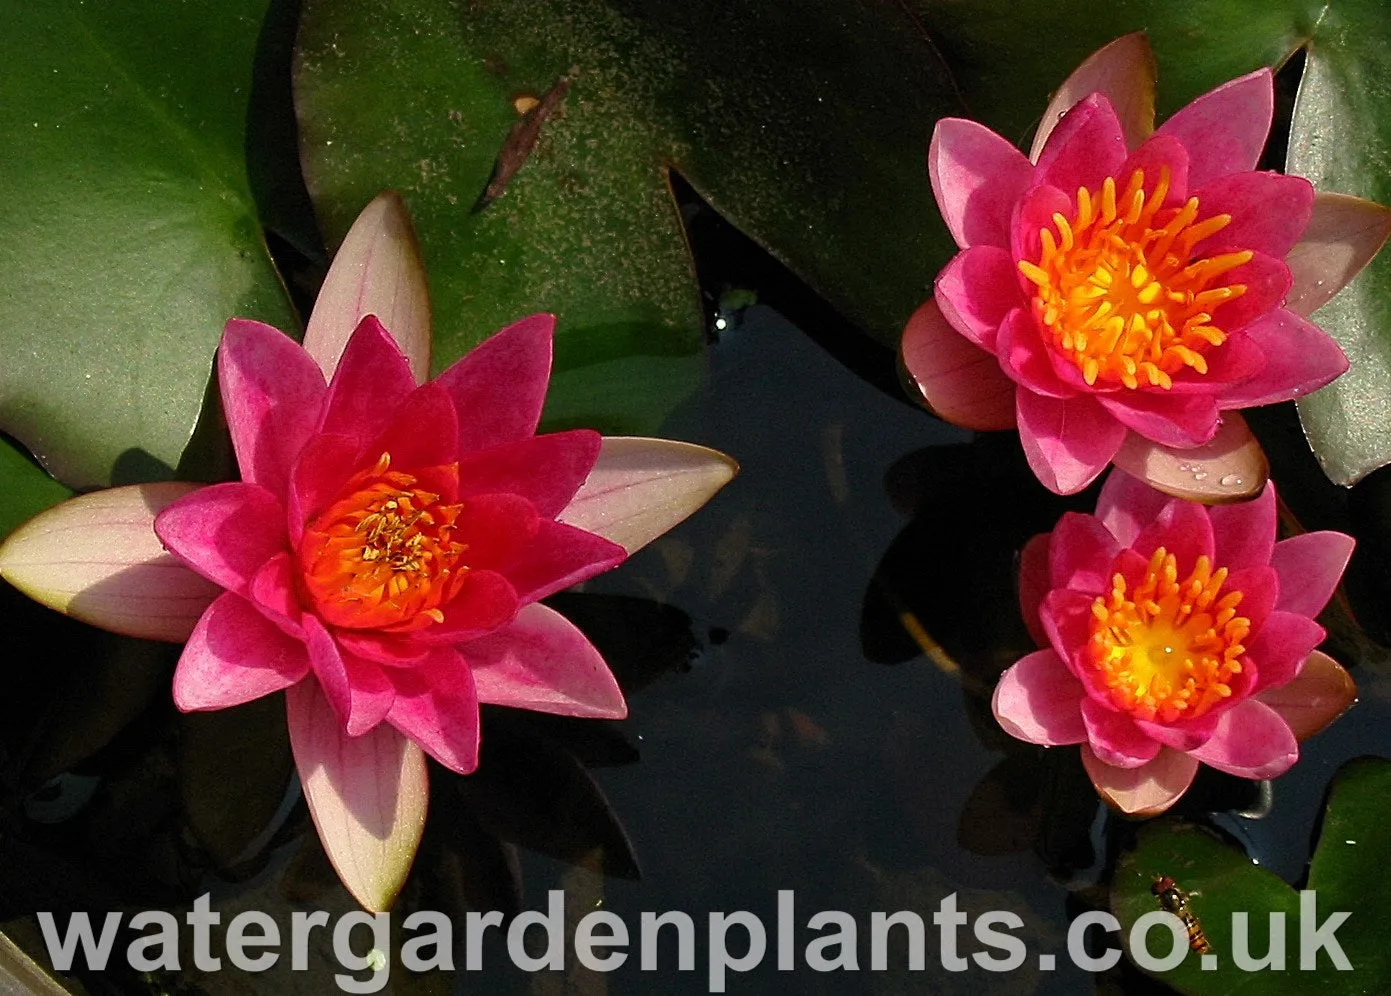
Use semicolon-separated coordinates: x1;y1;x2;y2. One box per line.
292;0;966;432
0;0;296;489
1113;757;1391;993
0;438;72;541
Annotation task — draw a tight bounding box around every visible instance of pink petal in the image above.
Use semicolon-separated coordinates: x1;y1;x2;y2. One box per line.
1080;698;1161;767
928;117;1034;248
455;430;602;518
1011;184;1074;273
154;483;288;594
340;654;398;737
1017;532;1051;646
454;493;540;570
172;593;310;710
469;603;627;719
1191;172;1314;260
996;309;1074;399
304;614;353;724
1096;390;1220;448
1048;512;1120;591
899;300;1017;430
248;552;305;634
1207;480;1276;569
363;380;460;473
1111;415;1268;505
1247;610;1327;693
1156;69;1273;189
1118;134;1190;205
502;518;627;604
1081;744;1198;815
1033;94;1128;198
1030;32;1157;162
1208;251;1293;335
385;646;481;773
1286;192;1391;318
1016;390;1127;495
1270;531;1354;617
219;319;327;498
1217;310;1349;408
287;433;361;545
1257;650;1356;741
286;679;428;912
1132;497;1214;566
935;246;1024;350
435;314;555;453
305;190;431;383
1095;467;1170;546
1134;712;1219;753
1040;589;1100;676
418;569;520;644
1222;564;1277;631
991;649;1087;745
0;483;221;642
557;437;740;554
319;316;418;446
1187;698;1297;778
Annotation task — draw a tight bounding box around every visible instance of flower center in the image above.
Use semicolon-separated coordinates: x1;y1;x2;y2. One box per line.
1086;547;1250;723
299;453;468;630
1018;168;1253;389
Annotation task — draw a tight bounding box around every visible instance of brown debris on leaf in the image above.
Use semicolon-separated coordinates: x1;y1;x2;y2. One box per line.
474;73;573;212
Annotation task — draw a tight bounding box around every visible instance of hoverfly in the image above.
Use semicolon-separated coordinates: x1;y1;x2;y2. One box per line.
1151;875;1212;955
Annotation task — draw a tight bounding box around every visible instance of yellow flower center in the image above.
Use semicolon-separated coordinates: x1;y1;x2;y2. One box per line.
300;453;468;630
1018;168;1253;389
1087;547;1250;723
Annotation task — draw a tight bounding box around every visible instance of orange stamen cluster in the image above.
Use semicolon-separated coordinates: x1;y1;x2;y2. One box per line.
1087;547;1250;723
299;453;467;630
1018;168;1253;389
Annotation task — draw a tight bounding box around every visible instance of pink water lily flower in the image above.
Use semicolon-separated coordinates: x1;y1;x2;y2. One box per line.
903;34;1391;497
0;192;736;909
995;468;1356;815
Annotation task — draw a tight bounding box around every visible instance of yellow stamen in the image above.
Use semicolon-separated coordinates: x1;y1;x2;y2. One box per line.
299;453;468;631
1018;167;1251;390
1087;547;1250;723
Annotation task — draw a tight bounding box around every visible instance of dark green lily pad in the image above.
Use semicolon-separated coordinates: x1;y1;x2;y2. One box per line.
0;0;296;489
1113;757;1391;993
0;438;72;541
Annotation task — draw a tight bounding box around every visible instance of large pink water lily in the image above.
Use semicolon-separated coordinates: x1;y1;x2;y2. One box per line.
903;33;1391;497
0;192;736;909
996;468;1356;815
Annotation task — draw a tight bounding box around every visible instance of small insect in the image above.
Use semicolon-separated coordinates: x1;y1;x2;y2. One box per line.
1152;875;1212;954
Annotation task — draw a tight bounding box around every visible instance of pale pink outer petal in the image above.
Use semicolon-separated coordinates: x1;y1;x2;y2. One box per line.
1155;69;1273;190
470;602;628;719
1285;192;1391;318
1016;390;1127;495
991;649;1087;745
305;190;431;383
0;483;221;642
929;118;1035;248
1186;698;1297;778
1095;467;1170;546
435;314;555;453
556;437;738;555
900;299;1017;430
1030;32;1157;162
1081;744;1199;816
172;593;310;709
1111;415;1268;505
287;679;428;912
1270;531;1355;616
1257;650;1357;741
219;320;328;498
